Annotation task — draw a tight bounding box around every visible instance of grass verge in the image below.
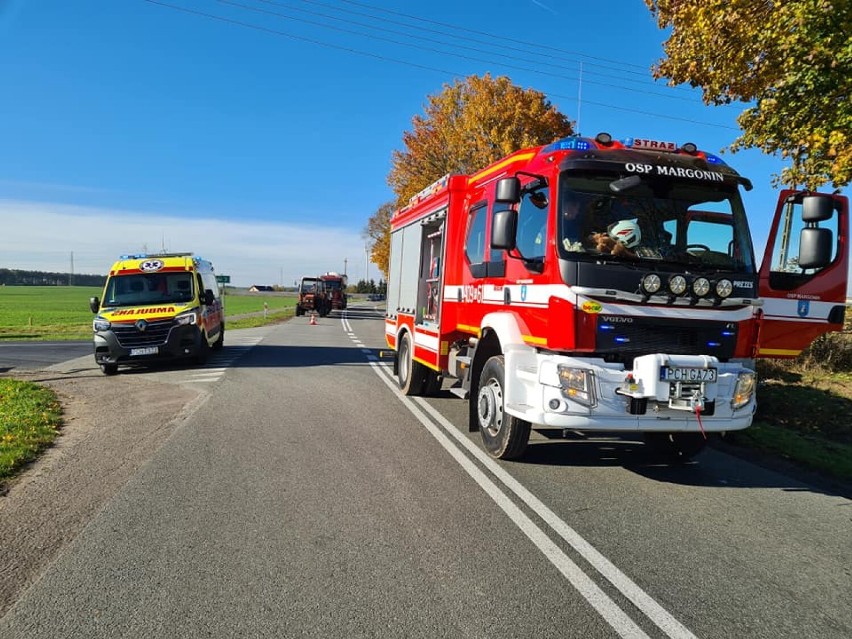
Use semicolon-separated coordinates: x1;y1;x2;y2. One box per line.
0;379;63;481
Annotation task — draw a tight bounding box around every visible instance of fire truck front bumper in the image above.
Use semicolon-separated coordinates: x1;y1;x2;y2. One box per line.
502;350;756;433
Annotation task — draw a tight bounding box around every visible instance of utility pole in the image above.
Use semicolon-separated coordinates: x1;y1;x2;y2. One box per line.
69;251;74;286
344;258;348;277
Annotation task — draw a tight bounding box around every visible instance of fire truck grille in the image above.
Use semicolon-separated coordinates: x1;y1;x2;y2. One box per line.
112;319;174;348
596;317;738;362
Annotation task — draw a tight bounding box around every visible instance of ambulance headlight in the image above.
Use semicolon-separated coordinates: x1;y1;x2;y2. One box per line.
557;366;596;406
175;309;198;326
93;316;110;332
731;371;756;410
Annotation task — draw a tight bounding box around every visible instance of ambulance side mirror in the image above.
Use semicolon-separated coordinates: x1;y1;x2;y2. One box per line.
495;177;521;204
89;297;100;313
491;209;518;251
204;289;215;305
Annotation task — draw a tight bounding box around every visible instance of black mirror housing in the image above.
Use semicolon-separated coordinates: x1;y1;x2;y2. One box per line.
798;227;833;269
204;289;215;305
495;177;521;204
491;209;518;251
89;297;100;313
802;195;834;222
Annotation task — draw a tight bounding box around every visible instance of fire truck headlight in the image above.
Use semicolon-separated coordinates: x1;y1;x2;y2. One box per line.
641;273;661;295
93;316;110;332
692;277;711;297
668;275;687;296
557;366;596;406
175;309;199;326
731;371;756;410
715;278;733;298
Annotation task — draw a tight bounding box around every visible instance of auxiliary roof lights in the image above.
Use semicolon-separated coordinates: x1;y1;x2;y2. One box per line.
595;132;613;145
681;142;698;154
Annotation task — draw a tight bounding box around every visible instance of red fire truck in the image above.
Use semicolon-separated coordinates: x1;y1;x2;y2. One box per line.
385;133;849;460
320;272;348;310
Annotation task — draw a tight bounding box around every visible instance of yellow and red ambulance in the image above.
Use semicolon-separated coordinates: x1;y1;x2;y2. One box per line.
89;253;225;375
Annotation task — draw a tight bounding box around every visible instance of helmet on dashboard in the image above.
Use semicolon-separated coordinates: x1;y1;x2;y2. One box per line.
607;220;641;248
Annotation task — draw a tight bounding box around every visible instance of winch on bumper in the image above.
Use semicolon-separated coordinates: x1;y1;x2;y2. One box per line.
503;350;757;432
93;318;206;365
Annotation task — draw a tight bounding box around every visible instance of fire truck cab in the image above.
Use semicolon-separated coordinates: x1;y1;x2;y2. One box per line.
386;133;849;460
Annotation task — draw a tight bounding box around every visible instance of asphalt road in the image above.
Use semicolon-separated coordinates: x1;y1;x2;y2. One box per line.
1;304;850;638
0;340;91;372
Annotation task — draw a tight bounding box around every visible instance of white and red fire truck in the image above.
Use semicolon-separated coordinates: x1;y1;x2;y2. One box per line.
385;133;849;460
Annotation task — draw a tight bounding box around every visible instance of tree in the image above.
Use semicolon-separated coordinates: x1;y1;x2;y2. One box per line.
645;0;851;189
364;201;395;279
388;74;573;203
365;74;573;278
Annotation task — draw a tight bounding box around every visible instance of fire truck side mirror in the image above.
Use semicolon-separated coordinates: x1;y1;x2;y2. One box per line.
491;209;518;251
495;177;521;204
801;195;834;222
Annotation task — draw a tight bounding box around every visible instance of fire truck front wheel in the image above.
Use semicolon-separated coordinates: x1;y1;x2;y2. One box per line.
397;332;426;395
477;356;530;460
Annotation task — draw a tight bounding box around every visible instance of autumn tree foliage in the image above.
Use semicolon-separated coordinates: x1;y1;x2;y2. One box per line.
365;74;573;276
388;74;573;203
645;0;851;190
364;201;394;278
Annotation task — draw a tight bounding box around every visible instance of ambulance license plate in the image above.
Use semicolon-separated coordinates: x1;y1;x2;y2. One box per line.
661;367;717;383
130;346;159;357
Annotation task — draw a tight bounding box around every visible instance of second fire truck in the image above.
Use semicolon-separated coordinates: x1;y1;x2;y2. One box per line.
385;133;849;460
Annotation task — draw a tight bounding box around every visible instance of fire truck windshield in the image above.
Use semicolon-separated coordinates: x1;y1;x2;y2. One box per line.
558;173;756;273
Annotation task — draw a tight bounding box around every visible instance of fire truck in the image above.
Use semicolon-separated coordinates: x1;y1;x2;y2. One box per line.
385;133;849;460
295;276;329;317
320;271;349;310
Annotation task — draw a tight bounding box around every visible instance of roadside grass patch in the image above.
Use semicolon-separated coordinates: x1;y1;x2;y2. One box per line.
0;379;62;480
0;286;297;340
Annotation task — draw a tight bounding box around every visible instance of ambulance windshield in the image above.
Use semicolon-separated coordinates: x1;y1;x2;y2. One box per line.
558;173;756;273
101;273;195;307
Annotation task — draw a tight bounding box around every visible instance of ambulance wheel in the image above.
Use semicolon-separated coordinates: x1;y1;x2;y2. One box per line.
100;363;118;376
644;432;707;462
212;326;224;351
477;356;530;460
195;337;210;365
397;332;425;396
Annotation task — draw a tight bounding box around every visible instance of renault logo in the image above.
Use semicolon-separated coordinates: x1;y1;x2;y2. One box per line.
135;319;148;332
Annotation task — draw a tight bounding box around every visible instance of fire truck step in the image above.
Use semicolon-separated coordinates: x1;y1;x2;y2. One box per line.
448;386;469;400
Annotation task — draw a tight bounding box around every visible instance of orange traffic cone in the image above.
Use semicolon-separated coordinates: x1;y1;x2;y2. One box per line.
309;313;317;325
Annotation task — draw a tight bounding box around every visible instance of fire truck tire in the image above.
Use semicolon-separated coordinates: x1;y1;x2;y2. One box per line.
643;432;707;462
397;332;426;396
100;363;118;376
477;356;530;460
295;307;303;317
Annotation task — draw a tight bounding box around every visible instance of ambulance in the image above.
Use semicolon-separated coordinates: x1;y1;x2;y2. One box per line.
89;253;225;375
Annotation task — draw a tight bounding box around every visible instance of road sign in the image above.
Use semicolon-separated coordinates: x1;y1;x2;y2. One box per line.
216;275;230;283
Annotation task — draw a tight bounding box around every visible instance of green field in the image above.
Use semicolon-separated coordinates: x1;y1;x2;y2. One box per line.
0;286;295;340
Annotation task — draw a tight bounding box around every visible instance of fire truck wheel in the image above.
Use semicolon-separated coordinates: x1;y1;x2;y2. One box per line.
397;332;425;395
477;356;531;460
643;432;707;462
100;363;118;376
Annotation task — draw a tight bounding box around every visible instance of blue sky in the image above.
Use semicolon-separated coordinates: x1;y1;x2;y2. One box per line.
0;0;825;287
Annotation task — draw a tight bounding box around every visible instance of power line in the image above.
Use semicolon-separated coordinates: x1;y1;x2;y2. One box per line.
215;0;694;102
217;0;696;102
141;0;736;130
